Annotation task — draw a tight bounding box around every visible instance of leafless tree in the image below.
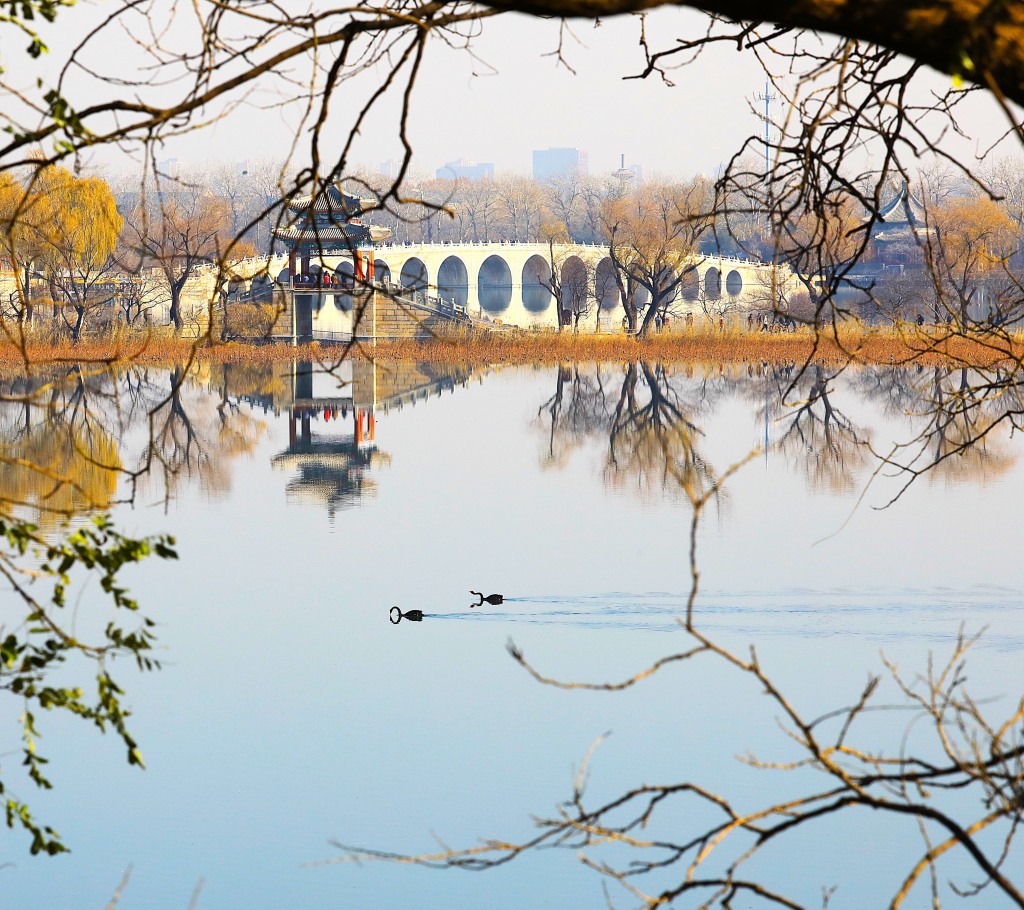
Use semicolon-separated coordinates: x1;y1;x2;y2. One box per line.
602;179;713;336
124;180;231;331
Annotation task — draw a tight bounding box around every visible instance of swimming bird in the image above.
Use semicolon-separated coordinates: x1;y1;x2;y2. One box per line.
470;591;504;608
390;606;424;624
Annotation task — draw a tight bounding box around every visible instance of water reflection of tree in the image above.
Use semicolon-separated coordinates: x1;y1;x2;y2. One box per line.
605;362;714;500
727;361;1024;497
537;362;715;500
0;366;123;525
775;364;871;495
0;361;271;514
142;364;267;499
536;364;614;469
854;365;1020;496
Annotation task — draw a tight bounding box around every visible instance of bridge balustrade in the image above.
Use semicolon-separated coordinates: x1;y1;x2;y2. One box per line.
220;241;795;334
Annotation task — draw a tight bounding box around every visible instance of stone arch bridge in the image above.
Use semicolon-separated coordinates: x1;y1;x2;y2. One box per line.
224;242;795;332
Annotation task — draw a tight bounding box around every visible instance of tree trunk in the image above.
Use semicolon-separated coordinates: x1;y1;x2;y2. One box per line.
637;291;664;337
605;245;635;334
169;285;184;331
71;306;86;343
616;273;638;333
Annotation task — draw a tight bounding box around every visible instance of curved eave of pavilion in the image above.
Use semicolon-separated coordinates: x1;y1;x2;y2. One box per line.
874;181;929;226
286;185;376;219
273;224;392;248
874;225;935;242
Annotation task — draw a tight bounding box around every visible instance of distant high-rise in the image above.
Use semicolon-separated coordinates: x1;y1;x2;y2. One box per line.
532;147;589;181
156;157;179;179
435;159;495;181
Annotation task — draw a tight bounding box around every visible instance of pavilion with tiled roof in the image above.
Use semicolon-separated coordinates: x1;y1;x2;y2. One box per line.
274;184;391;283
868;181;934;265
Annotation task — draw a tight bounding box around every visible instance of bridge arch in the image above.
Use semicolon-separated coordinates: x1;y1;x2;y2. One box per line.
250;273;273;303
679;268;699;300
401;257;428;293
374;260;392;285
704;267;722;299
595;258;620;310
478;255;513;313
438;256;469;309
561;256;588;320
635;284;651;311
276;267;291;285
334;261;355;289
522;255;552;313
726;269;743;296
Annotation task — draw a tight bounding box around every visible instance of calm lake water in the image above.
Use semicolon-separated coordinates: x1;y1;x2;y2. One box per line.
3;360;1023;909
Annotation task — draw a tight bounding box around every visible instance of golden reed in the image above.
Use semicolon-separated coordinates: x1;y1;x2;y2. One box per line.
0;325;1018;368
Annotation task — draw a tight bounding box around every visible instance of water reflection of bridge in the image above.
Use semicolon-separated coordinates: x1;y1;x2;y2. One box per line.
269;359;474;515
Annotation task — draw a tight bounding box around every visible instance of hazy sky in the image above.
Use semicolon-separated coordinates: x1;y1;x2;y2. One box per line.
176;8;1021;181
191;9;772;179
364;10;769;178
24;4;1021;181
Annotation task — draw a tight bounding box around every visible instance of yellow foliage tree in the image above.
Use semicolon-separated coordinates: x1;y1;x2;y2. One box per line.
0;172;48;324
930;196;1018;323
26;166;122;340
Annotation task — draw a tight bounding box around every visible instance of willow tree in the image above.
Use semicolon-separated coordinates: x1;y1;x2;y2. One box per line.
0;173;35;323
27;166;122;340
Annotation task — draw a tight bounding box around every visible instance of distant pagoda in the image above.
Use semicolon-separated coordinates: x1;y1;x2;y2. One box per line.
868;180;933;265
275;184;391;283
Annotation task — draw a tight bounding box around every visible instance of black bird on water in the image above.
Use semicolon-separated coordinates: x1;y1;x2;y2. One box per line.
390;606;424;624
470;591;504;608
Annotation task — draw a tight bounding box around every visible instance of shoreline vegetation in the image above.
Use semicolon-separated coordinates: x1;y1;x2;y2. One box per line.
0;325;1019;368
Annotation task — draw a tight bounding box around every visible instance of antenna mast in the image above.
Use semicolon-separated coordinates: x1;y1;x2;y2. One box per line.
754;79;779;225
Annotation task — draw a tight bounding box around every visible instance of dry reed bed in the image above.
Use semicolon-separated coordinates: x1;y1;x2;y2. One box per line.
0;328;1019;369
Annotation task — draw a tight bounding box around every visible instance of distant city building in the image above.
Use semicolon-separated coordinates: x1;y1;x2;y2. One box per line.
379;159;402;179
435;158;495;181
156;157;179;179
532;147;589;181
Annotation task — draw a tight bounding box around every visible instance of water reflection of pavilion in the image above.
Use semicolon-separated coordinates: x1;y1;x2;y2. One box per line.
271;359;473;515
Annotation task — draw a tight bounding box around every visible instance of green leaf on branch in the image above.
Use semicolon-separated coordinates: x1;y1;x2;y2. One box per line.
0;512;176;855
